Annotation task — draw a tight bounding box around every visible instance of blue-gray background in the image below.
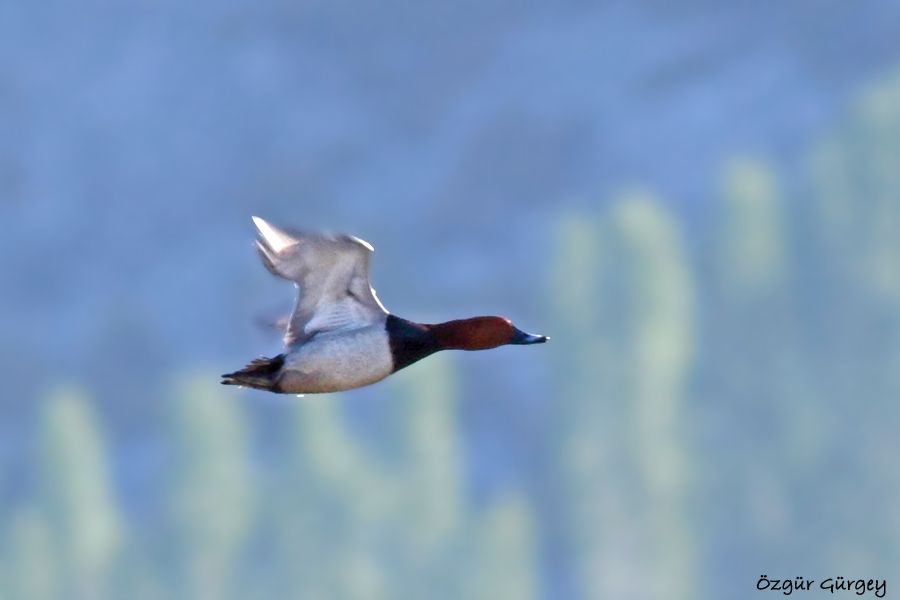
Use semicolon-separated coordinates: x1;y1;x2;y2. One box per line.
3;2;900;599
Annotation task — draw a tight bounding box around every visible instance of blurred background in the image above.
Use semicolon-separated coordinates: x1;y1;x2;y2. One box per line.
3;1;900;598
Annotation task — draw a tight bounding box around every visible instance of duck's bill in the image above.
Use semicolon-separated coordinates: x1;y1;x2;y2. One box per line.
510;328;549;344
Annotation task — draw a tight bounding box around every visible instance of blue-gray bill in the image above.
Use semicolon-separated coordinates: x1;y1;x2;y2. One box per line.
510;328;549;344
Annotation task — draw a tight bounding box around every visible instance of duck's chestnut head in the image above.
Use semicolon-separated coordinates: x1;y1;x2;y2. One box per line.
431;316;549;351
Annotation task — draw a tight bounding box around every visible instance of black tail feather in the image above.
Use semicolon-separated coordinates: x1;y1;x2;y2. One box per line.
221;354;285;391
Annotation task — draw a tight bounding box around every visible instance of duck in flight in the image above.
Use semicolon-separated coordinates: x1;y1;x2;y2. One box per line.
222;217;548;394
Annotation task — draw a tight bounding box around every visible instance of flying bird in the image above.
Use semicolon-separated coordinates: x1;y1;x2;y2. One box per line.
222;217;548;394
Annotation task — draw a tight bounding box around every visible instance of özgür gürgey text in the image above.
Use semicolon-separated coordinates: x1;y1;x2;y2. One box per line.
757;575;886;597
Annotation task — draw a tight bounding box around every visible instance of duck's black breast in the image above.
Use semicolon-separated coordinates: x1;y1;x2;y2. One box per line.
385;314;440;372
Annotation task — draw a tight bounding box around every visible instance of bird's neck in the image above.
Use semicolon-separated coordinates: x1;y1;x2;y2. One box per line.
385;315;440;371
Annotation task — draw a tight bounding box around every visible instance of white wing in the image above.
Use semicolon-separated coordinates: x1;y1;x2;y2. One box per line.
252;217;388;346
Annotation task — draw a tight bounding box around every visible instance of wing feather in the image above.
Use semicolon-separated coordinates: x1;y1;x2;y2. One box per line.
252;216;388;346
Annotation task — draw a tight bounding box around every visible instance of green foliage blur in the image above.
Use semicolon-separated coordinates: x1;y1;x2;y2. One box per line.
5;74;900;600
3;356;538;600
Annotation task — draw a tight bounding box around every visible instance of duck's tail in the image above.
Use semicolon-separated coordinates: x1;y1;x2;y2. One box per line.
221;354;285;392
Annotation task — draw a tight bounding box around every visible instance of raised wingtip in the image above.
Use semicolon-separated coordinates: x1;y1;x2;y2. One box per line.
348;234;375;252
252;216;295;253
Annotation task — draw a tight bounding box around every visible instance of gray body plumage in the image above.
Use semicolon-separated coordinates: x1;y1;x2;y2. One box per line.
278;325;393;393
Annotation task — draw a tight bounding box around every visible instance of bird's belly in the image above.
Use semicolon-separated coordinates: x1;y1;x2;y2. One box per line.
277;327;393;394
